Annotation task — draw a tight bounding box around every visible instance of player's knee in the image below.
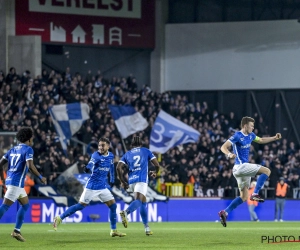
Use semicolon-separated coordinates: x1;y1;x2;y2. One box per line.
77;203;86;210
264;167;271;176
241;196;248;202
22;203;30;211
109;203;117;210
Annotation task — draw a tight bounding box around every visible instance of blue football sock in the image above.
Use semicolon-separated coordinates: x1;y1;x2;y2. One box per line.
126;200;142;215
254;173;269;194
0;204;10;219
225;197;243;214
109;203;117;230
60;203;85;220
15;203;30;230
140;202;148;227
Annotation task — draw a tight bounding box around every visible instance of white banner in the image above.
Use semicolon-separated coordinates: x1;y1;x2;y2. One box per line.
29;0;141;18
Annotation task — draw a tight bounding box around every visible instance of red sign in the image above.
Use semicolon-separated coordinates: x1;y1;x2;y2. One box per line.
15;0;155;49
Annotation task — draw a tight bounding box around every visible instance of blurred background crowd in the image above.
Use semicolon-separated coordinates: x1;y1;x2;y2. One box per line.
0;67;299;198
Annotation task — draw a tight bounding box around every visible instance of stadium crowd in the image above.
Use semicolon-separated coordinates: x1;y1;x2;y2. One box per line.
0;67;299;198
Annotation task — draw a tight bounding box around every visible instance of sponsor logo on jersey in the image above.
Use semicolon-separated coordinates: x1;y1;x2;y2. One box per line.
240;144;251;149
98;167;110;171
129;175;139;180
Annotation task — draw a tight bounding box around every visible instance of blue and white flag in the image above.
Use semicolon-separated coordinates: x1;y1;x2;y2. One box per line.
108;105;148;139
150;110;200;154
49;103;90;152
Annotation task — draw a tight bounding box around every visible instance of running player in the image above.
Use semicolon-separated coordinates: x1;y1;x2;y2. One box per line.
0;127;47;242
53;137;125;237
117;136;160;236
218;116;281;227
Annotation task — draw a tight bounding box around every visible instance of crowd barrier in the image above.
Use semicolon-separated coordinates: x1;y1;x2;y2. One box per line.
0;198;299;223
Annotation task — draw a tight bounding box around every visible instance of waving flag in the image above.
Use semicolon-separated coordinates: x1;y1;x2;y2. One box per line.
150;110;200;154
108;105;148;139
49;103;90;153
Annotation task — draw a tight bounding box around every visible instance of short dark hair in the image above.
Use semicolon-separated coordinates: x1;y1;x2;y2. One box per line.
99;137;110;145
240;116;255;129
131;136;142;147
16;127;33;143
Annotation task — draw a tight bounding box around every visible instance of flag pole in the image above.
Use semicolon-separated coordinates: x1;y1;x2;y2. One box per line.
121;138;127;152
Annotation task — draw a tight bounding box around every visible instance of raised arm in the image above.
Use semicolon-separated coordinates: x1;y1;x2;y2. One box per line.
253;133;282;144
27;160;47;184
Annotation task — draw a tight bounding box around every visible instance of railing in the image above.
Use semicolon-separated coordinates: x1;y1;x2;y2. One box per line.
70;137;87;155
158;183;300;199
160;183;194;197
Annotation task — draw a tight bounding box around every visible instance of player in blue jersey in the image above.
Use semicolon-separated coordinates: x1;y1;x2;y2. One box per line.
53;137;126;237
116;136;160;236
218;117;281;227
0;127;47;242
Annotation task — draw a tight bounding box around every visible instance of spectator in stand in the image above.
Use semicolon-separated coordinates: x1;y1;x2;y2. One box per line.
1;66;300;200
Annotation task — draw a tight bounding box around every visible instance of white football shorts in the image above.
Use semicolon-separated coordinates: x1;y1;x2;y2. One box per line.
4;185;27;202
233;163;261;190
128;182;148;196
79;188;114;204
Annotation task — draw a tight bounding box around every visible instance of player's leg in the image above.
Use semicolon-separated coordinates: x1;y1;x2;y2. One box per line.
120;183;149;231
251;166;271;201
120;183;137;228
139;195;152;236
101;190;126;237
12;191;30;242
53;188;90;230
2;186;28;242
0;198;13;219
0;185;16;219
218;176;249;227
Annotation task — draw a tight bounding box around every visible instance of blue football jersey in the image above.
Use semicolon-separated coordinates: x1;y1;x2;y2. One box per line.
228;131;257;165
120;147;156;184
3;144;33;188
85;151;114;190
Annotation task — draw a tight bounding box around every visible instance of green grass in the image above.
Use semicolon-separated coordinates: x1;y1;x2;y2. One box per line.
0;222;300;249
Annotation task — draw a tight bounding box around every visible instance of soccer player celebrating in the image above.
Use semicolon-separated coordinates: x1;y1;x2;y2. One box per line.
53;137;126;237
116;136;160;236
0;127;47;242
218;116;281;227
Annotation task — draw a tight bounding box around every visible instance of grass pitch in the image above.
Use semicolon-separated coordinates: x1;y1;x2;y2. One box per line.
0;222;299;249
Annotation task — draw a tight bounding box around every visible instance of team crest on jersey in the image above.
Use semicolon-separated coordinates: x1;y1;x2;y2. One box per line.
250;136;252;139
240;138;244;141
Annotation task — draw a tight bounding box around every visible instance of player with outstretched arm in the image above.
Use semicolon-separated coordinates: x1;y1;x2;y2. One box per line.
218;116;281;227
53;137;125;237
